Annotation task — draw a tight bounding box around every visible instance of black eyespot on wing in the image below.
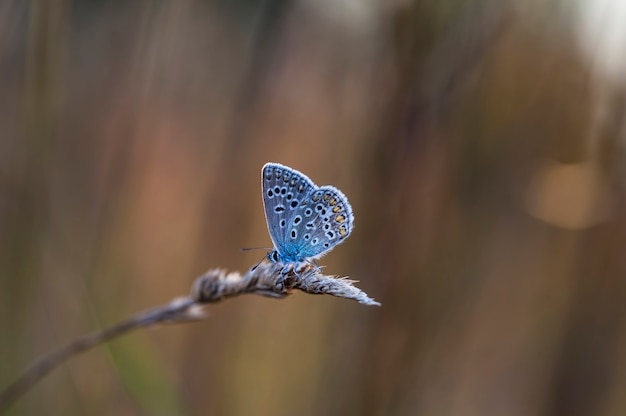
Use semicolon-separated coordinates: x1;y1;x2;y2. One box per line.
275;205;285;213
290;200;298;208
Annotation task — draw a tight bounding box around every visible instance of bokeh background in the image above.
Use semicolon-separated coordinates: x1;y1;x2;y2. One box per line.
2;0;626;415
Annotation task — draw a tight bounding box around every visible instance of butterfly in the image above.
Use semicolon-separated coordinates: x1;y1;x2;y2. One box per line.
261;163;354;264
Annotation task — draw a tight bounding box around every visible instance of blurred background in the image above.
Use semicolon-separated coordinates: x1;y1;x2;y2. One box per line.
2;0;626;415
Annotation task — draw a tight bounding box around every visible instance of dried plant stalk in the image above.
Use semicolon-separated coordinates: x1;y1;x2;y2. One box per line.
0;261;379;412
193;261;380;306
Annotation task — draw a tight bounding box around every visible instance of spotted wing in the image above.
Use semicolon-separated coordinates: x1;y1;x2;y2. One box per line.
285;185;354;261
261;163;316;257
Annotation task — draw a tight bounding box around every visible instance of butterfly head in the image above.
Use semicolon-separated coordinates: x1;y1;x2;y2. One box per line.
266;244;308;264
267;250;280;263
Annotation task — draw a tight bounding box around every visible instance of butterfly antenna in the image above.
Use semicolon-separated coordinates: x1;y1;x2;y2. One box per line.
240;247;272;252
250;255;267;271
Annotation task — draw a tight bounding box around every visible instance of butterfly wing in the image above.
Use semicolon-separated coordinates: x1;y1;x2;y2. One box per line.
261;163;316;260
286;185;354;260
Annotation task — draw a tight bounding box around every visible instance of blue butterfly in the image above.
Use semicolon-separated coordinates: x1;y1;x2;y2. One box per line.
262;163;354;264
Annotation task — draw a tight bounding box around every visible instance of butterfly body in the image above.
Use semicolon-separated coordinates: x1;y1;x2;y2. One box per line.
261;163;354;264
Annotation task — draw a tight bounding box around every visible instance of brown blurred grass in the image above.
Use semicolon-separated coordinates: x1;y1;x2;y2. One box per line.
1;0;626;415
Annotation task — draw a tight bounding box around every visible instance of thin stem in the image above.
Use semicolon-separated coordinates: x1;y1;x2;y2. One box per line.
0;297;197;413
0;261;379;412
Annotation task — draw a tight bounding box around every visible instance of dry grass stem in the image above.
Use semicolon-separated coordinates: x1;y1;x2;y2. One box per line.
0;261;378;412
193;261;380;306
